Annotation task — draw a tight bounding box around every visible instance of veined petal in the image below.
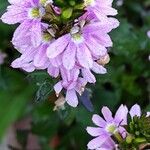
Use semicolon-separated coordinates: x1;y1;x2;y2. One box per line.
1;5;26;24
63;42;76;70
66;89;78;107
30;21;42;47
86;127;105;137
101;107;113;122
48;65;59;78
85;36;107;57
114;105;128;125
47;34;70;58
82;69;96;83
87;135;108;150
77;44;93;68
92;62;107;74
92;114;106;127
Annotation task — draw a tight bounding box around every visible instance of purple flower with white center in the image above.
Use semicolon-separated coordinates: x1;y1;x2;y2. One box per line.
86;105;128;149
0;51;7;65
84;0;118;21
53;66;87;107
129;104;150;118
1;0;120;108
1;0;51;47
11;30;54;72
46;18;119;71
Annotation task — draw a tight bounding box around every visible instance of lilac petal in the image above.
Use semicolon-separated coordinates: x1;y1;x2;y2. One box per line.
101;107;113;122
92;114;106;127
33;45;49;69
47;34;70;58
114;105;128;125
93;33;113;47
47;65;59;78
8;0;22;4
77;44;93;68
62;42;76;70
54;82;63;96
82;69;96;83
66;89;78;107
50;55;62;67
118;126;127;138
129;104;141;118
92;9;108;22
86;127;105;137
1;5;26;24
92;62;107;74
30;21;42;47
12;21;31;50
87;135;108;150
85;36;107;57
100;6;118;16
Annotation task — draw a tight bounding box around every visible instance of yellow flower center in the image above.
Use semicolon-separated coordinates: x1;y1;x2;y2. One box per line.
40;0;53;6
106;124;117;134
70;26;84;44
28;7;45;19
42;33;53;42
84;0;95;6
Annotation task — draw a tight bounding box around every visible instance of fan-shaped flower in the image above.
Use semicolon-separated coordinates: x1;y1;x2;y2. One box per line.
86;105;128;149
1;0;52;47
84;0;118;21
47;18;119;70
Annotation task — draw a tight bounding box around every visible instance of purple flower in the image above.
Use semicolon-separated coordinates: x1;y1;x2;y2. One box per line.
86;105;128;149
46;18;119;77
0;51;7;65
53;66;87;107
11;30;54;72
1;0;51;47
84;0;118;21
129;104;150;118
1;0;120;108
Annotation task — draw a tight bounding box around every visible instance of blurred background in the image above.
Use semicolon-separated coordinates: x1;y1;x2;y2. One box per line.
0;0;150;149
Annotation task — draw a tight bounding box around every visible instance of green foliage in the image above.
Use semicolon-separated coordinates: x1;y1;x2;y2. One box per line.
119;115;150;150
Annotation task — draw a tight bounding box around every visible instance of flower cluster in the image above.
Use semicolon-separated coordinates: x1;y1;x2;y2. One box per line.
87;104;150;150
1;0;119;107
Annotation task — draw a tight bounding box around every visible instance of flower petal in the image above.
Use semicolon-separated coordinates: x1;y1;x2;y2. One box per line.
47;34;70;58
63;42;76;70
101;107;113;122
54;81;63;96
77;44;93;68
86;127;105;137
129;104;141;118
114;104;128;125
66;89;78;107
82;69;96;83
87;135;108;150
92;114;106;127
92;62;107;74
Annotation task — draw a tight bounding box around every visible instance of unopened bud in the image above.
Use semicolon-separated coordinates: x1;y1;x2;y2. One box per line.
97;54;110;66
